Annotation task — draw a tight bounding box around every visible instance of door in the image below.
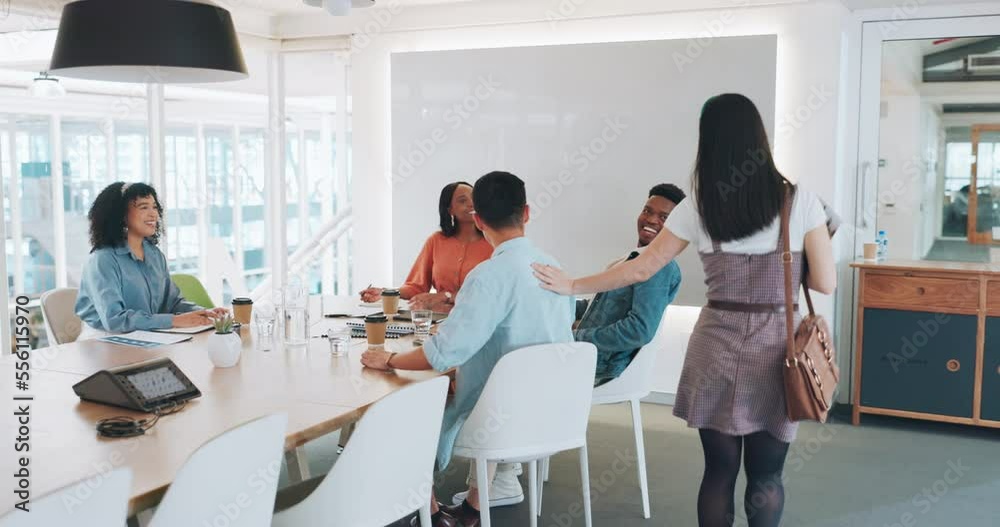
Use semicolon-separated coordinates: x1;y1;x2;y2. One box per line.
969;126;1000;245
981;317;1000;422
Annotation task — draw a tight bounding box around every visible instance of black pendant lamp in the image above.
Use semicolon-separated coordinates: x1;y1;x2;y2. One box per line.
49;0;248;84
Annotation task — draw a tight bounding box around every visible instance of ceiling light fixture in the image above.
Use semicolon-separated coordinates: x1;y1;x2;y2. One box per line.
303;0;376;16
49;0;248;84
29;72;66;99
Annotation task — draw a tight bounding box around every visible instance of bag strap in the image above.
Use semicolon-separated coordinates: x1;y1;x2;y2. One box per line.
781;186;818;364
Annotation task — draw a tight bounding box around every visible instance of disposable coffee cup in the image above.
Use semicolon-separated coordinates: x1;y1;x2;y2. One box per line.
232;297;253;325
365;313;388;348
863;243;878;261
381;289;401;316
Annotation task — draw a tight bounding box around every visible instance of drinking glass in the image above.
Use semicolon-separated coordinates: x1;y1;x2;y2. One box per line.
253;303;276;352
327;326;352;357
412;309;433;345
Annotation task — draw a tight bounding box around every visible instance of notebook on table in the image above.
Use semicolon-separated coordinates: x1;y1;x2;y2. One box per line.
391;310;448;323
98;331;194;349
345;321;415;335
152;324;214;335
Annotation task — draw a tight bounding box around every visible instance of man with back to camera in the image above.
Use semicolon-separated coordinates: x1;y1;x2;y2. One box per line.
362;170;575;527
449;183;687;514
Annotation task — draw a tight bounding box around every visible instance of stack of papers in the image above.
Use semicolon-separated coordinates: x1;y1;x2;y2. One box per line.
98;331;194;349
153;325;214;335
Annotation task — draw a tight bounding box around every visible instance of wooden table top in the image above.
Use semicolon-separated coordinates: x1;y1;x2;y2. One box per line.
850;259;1000;276
0;296;439;516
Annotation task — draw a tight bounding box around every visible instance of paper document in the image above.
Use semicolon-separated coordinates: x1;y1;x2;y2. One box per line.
152;325;214;335
98;330;194;348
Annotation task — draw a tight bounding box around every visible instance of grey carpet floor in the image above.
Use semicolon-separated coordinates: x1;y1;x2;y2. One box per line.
282;403;1000;526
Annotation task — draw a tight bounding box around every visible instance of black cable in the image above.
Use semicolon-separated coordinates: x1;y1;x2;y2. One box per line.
96;401;188;438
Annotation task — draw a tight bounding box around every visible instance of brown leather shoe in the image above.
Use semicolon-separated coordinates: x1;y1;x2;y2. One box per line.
408;509;458;527
439;500;482;527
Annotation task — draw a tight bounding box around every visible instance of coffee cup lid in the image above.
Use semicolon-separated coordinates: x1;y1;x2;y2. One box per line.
232;297;253;305
381;289;401;297
365;314;389;323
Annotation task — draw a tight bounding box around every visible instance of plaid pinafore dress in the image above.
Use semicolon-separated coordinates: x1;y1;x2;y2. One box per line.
671;215;804;443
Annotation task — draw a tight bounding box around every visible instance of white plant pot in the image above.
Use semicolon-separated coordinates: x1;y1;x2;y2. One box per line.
208;332;241;368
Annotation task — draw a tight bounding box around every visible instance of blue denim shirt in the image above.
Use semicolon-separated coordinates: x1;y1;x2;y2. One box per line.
423;236;575;469
75;240;202;333
574;249;681;385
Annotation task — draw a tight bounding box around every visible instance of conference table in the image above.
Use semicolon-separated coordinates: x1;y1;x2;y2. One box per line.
0;296;439;517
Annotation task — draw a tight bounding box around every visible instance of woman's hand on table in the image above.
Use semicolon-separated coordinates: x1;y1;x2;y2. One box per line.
206;307;229;318
361;349;393;371
173;311;214;327
359;287;384;303
409;292;448;311
531;263;575;295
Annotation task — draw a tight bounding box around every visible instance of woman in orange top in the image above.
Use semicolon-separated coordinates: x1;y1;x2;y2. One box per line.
360;181;493;312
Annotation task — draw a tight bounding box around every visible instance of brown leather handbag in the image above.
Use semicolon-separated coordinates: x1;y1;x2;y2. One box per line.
780;188;839;422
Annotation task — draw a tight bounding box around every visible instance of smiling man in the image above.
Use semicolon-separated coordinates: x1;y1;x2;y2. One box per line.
575;183;684;386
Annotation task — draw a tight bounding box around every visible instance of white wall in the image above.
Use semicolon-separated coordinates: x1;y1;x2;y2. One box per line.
388;36;777;306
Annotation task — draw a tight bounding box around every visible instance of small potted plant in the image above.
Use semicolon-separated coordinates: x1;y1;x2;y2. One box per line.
208;315;241;368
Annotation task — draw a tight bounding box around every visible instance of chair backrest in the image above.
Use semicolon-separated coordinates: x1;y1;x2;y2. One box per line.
592;305;672;402
171;273;215;309
0;468;131;527
39;287;81;345
273;377;449;527
148;413;288;527
454;343;597;459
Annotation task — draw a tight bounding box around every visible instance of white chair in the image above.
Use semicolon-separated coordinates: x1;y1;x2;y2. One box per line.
272;377;449;527
539;307;672;519
0;468;131;527
452;342;597;527
39;287;82;345
148;414;288;527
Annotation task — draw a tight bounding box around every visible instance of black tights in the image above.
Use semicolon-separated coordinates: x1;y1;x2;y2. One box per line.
697;429;790;527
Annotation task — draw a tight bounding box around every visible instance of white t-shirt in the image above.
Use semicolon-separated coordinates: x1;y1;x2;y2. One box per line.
665;189;826;254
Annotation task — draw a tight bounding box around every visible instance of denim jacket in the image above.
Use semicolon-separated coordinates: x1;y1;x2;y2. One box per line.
574;250;681;385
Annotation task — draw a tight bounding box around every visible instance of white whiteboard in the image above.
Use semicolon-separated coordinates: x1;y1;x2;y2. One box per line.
390;36;777;306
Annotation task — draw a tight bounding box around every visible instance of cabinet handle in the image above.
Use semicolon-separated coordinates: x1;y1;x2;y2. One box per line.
916;287;926;295
946;359;961;372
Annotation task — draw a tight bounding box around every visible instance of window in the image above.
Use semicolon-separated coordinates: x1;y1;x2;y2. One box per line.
164;126;199;274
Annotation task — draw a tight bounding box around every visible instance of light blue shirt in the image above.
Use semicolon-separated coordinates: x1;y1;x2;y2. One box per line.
75;240;202;333
423;236;575;469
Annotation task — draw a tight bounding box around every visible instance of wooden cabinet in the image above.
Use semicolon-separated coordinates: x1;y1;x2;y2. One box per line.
852;261;1000;428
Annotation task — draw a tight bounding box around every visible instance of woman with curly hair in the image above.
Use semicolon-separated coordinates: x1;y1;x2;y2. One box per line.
75;182;226;339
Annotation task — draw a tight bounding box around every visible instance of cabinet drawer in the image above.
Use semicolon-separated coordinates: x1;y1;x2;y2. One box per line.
863;274;979;311
988;282;1000;315
860;308;977;418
